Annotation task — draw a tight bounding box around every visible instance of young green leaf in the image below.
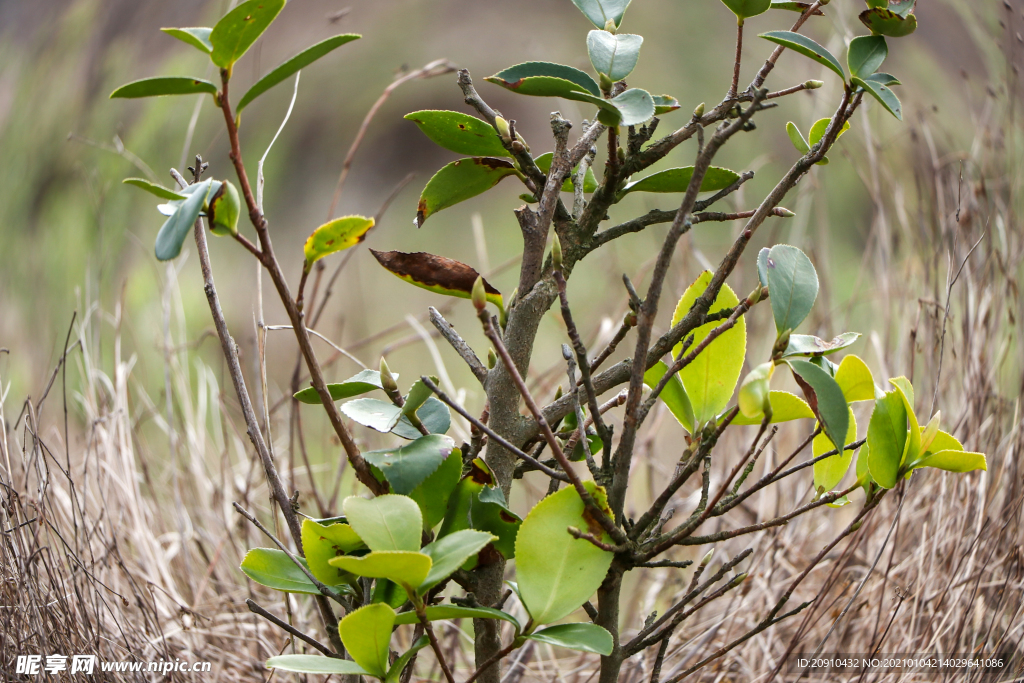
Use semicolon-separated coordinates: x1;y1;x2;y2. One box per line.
304;215;374;266
301;519;365;586
371;249;503;308
888;377;921;466
393;604;520;631
644;361;695;433
730;390;814;425
155;179;213;261
866;390;908;489
787;359;850;454
534;152;598;192
720;0;772;21
209;0;285;70
604;87;655;126
653;94;681;114
341;397;403;433
912;450;987;473
738;362;773;419
757;247;770;287
266;655;369;676
759;31;845;81
343;494;423;552
783;332;860;357
852;76;902;120
847;35;888;79
620;166;741;197
571;0;632;30
859;8;917;38
813;408;857;491
123;178;185;201
786;122;810;154
237;34;361;113
806;118;851;164
329;550;433;589
391;397;451;440
834;354;875;402
405;110;510;158
208;179;240;236
420;529;496;592
414;158;518;226
110;77;218;99
339;603;396;679
293;369;393;404
526;623;614;655
516;482;614;625
671;271;747;426
363;434;455;495
240;548;318;594
161;27;214;54
765;244;818;334
587;30;643;81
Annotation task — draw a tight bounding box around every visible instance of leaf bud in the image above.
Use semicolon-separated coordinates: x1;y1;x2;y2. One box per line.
487;348;497;370
379;357;398;395
738;361;774;419
551;232;563;271
472;275;487;311
729;572;749;587
804;79;825;90
693;102;705;118
554;385;563;400
494;116;513;144
700;548;715;566
776;207;795;217
508;287;518;308
604;18;617;31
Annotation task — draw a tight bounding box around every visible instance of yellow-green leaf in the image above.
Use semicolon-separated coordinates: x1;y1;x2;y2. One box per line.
730;390;814;425
209;0;285;70
339;603;395;678
834;354;875;402
304;215;374;265
329;550;432;589
301;519;365;587
415;157;518;227
813;408;857;491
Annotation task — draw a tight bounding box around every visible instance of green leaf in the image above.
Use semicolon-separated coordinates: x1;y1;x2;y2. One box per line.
526;623;614;655
587;30;643;81
534;153;598;193
516;481;614;625
721;0;772;20
865;0;888;8
161;27;214;53
571;0;632;29
738;362;773;419
330;550;432;589
409;448;463;529
912;450;987;473
888;0;916;17
604;87;655;126
783;332;860;357
834;354;875;402
414;158;518;227
155;179;213;261
266;655;369;676
371;249;503;307
925;429;962;455
770;1;824;13
403;378;435;418
209;0;285;70
123;178;185;201
859;8;917;38
385;636;430;683
765;244;818;334
470;489;522;559
341;398;403;433
671;271;746;426
372;579;408;609
240;548;318;594
866;390;908;489
863;72;901;87
303;215;374;265
847;35;888;79
339;603;395;679
344;494;423;552
437;459;492;539
653;94;681;115
786;122;810;154
110;76;218;100
621;166;740;197
852;75;902;120
787;359;850;454
238;34;361;113
757;247;770;287
392;397;451;440
644;361;695;433
731;390;815;425
759;31;845;81
487;61;601;98
420;529;496;592
363;434;455;495
404;110;509;158
301;519;365;586
208;180;240;236
393;605;520;631
813;408;857;491
888;377;921;466
856;439;872;485
294;369;393;404
805;118;851;164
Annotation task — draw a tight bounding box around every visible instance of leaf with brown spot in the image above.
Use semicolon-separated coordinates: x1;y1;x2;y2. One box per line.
304;215;374;266
371;249;503;309
405;110;510;158
415;157;519;227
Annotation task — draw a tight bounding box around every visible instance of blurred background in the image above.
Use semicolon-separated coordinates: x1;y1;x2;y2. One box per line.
1;0;1020;680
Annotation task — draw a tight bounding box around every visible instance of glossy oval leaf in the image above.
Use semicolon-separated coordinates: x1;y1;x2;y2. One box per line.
587;30;643;81
534;152;598;193
155;179;213;261
209;0;285;69
339;603;395;678
644;360;695;433
606;87;655;126
866;390;908;489
621;166;740;196
859;8;917;37
730;390;815;425
409;449;463;530
783;332;860;357
393;604;520;631
671;271;746;426
238;34;361;113
302;518;365;586
759;31;844;81
721;0;772;20
787;359;850;454
653;94;681;115
405;110;509;157
161;27;213;54
343;494;422;552
571;0;632;29
110;76;218;99
266;655;369;676
341;397;402;433
487;61;601;97
391;397;451;440
240;548;318;594
304;215;374;265
852;75;902;120
847;35;888;79
293;369;393;405
526;623;614;655
864;72;901;87
912;450;987;474
787;122;810;154
834;354;875;402
813;408;857;491
364;434;455;495
516;482;614;625
765;244;818;334
330;550;432;589
420;529;496;592
469;489;522;559
414;158;518;227
371;249;503;307
123;178;185;201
